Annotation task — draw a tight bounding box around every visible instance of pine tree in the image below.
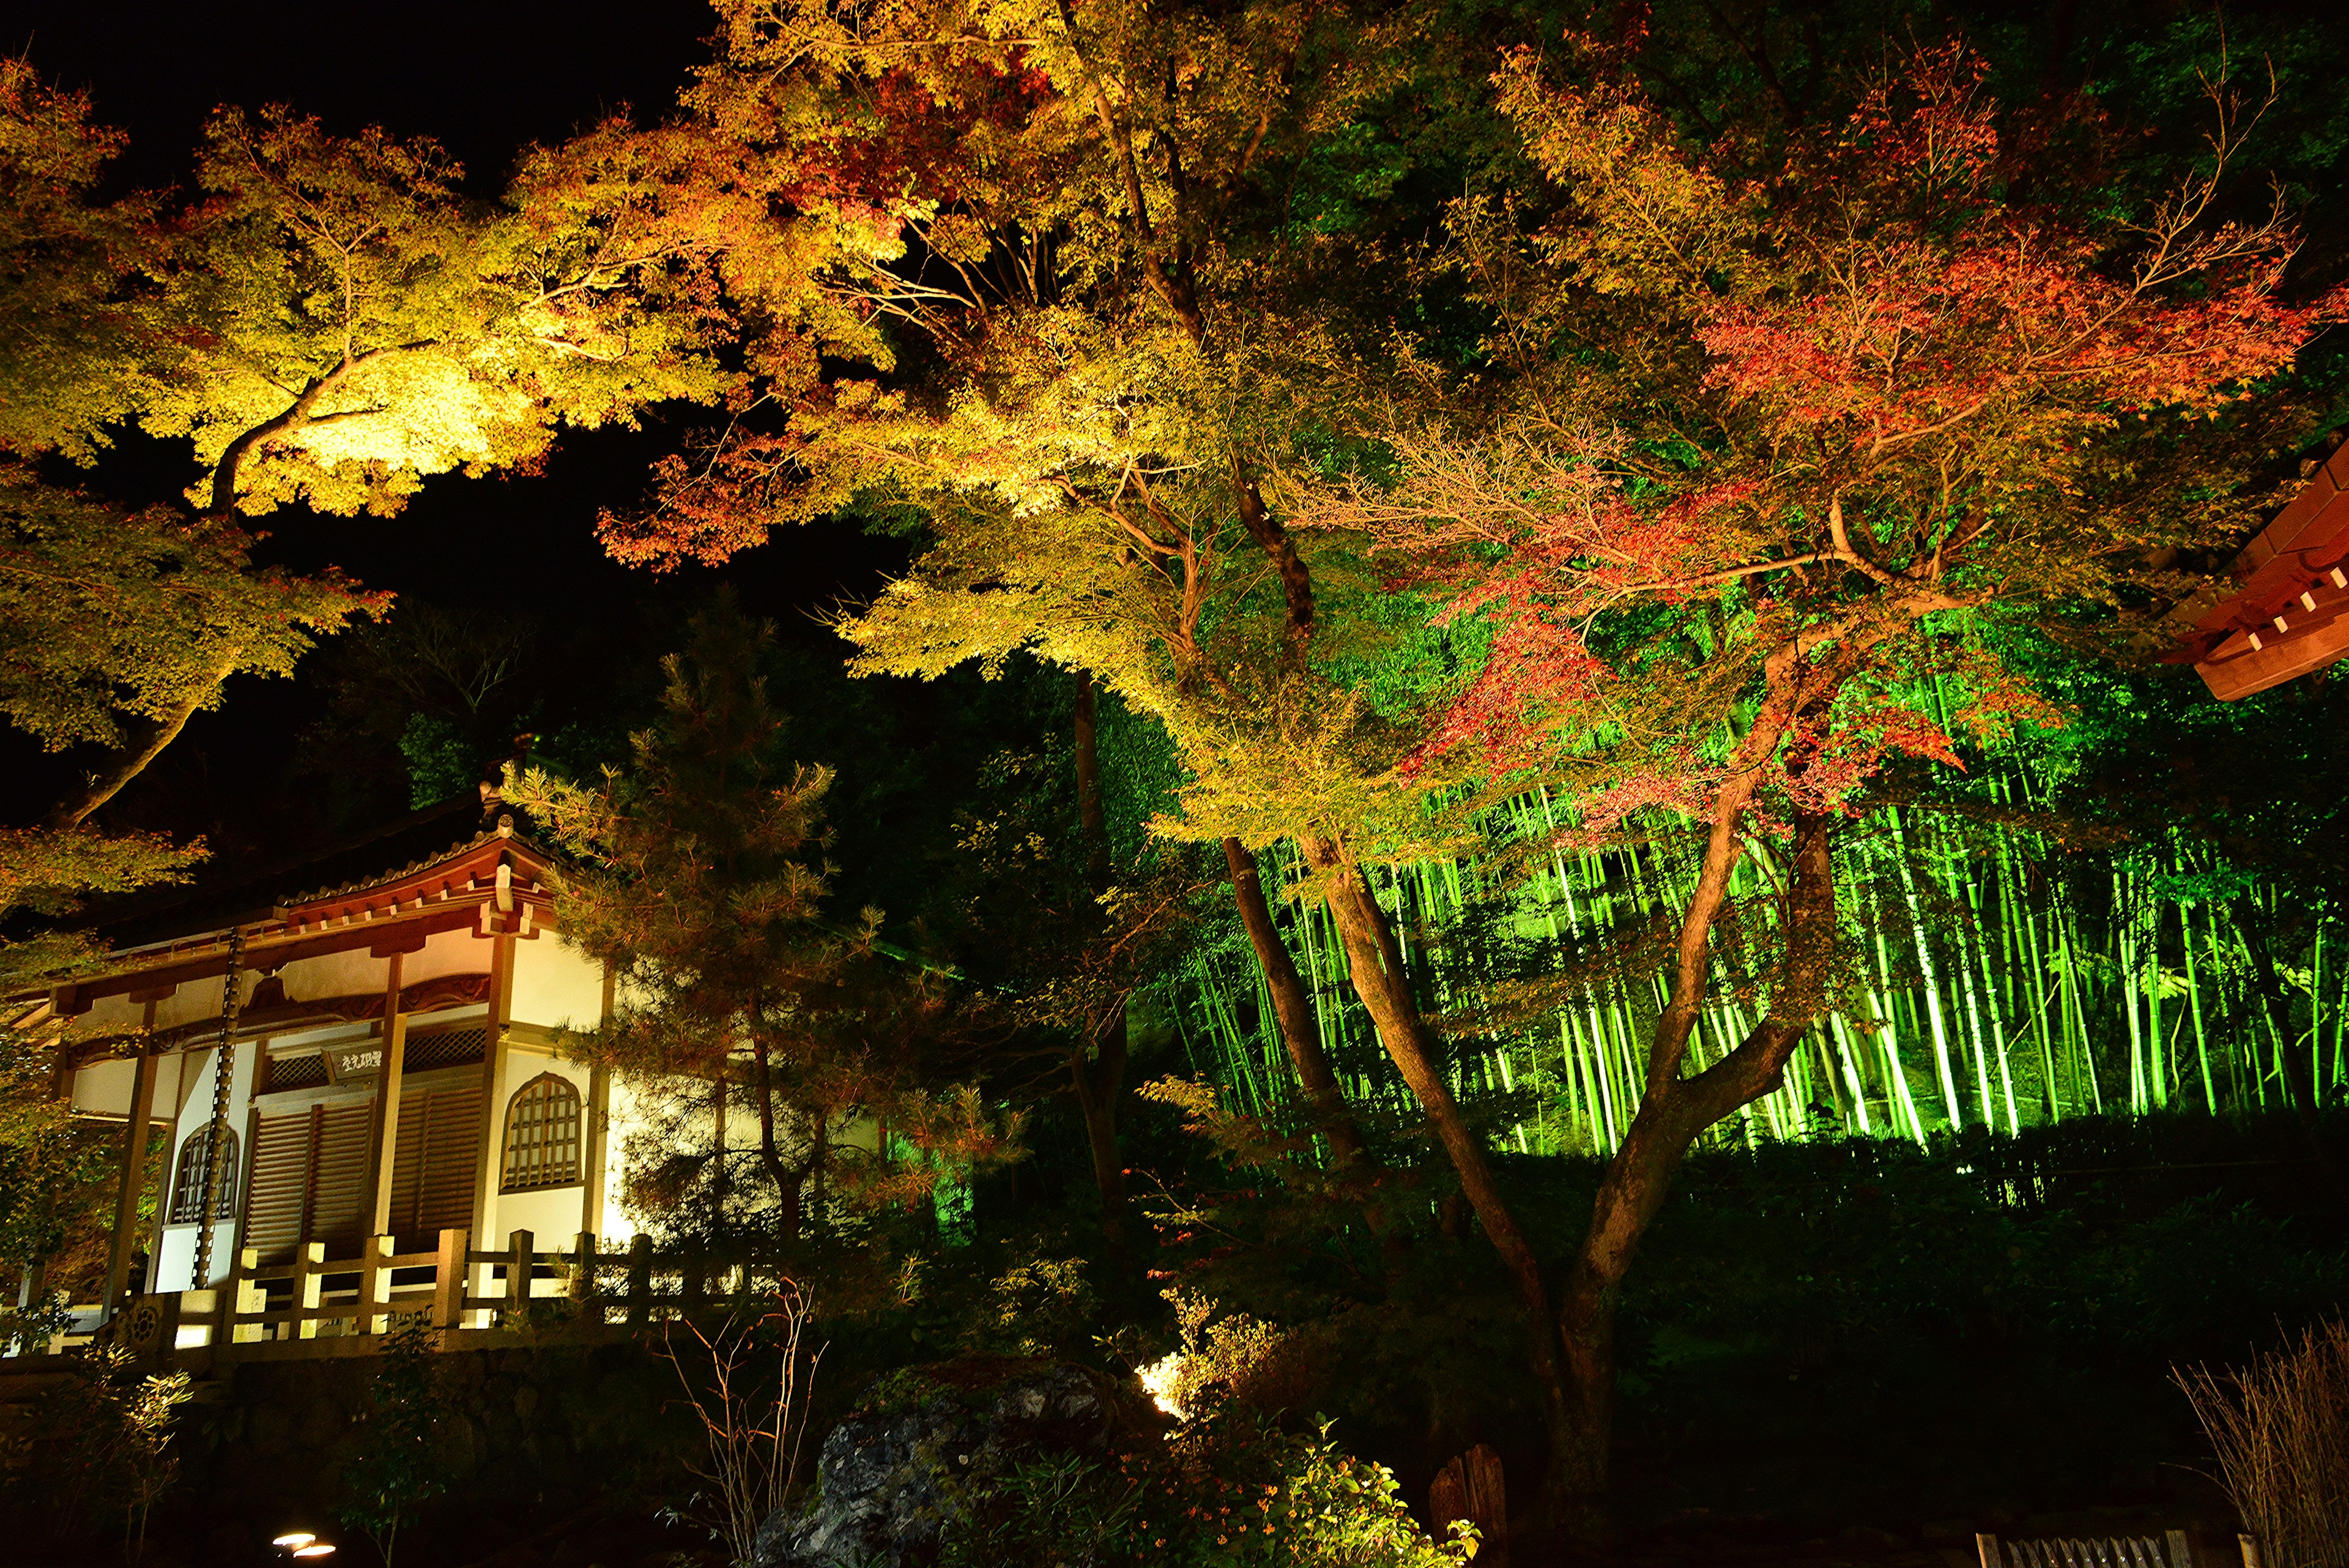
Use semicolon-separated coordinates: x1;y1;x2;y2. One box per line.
511;596;1008;1243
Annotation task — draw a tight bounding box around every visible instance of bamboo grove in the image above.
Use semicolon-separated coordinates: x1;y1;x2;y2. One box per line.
1170;705;2347;1160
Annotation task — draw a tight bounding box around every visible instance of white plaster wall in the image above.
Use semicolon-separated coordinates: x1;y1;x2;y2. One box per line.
500;1044;592;1099
284;924;488;998
510;935;604;1032
474;1044;592;1252
407;924;493;985
74;992;143;1036
154;971;247;1032
155;1052;194;1123
71;1056;138;1118
155;1034;260;1290
491;1186;589;1248
280;943;390;1003
599;1077;641;1247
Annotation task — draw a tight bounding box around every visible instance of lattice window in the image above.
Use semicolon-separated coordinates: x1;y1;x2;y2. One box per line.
167;1127;240;1223
500;1073;582;1192
403;1027;488;1074
261;1053;328;1094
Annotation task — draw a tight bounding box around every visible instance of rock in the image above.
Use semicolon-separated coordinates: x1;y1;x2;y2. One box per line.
753;1361;1113;1568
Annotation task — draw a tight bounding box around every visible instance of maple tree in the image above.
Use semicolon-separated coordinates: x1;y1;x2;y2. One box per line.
564;0;1570;1487
0;59;749;1307
478;0;2332;1517
584;0;1433;1251
1290;32;2342;1506
0;56;744;918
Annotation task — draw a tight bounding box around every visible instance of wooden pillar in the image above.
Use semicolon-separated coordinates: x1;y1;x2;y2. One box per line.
581;962;614;1238
625;1233;652;1328
227;1246;261;1344
13;1260;47;1354
431;1227;467;1334
582;1063;610;1237
467;931;517;1258
569;1231;596;1307
359;1232;393;1336
366;953;409;1236
102;1009;163;1317
294;1239;324;1340
505;1228;533;1319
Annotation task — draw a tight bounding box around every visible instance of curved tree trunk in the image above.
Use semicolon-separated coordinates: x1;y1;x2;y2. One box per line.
1301;836;1574;1476
43;647;243;830
1223;839;1365;1158
1223;837;1395;1236
1553;809;1840;1515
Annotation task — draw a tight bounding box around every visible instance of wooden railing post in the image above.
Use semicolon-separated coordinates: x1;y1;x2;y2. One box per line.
570;1232;596;1309
229;1247;262;1345
432;1228;467;1334
681;1244;706;1317
505;1229;533;1321
358;1235;392;1335
295;1241;325;1340
625;1235;651;1328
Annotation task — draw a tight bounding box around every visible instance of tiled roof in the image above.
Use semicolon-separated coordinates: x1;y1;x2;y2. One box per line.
81;795;511;949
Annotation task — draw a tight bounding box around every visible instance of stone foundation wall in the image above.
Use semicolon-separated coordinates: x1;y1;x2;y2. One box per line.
9;1340;695;1567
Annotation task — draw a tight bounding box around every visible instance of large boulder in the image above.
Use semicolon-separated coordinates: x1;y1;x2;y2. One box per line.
753;1360;1115;1568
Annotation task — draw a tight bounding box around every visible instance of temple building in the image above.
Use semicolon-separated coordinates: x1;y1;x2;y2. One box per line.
4;796;640;1352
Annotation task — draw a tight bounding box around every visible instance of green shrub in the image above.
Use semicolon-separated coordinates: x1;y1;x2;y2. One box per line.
339;1321;451;1568
6;1344;190;1560
942;1413;1474;1568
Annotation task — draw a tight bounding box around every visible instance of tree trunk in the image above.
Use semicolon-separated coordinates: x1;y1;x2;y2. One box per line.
1552;809;1840;1515
43;647;242;830
748;1029;802;1235
1072;673;1129;1240
1223;838;1394;1229
1072;1013;1129;1242
1301;836;1573;1474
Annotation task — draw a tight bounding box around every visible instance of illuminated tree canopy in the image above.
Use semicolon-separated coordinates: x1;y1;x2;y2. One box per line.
543;0;2343;1512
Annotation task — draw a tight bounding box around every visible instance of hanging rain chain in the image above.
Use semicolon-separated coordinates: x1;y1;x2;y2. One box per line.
188;923;247;1288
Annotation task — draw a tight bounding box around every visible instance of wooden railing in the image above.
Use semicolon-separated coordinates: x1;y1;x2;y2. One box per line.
1976;1529;2255;1568
78;1230;798;1356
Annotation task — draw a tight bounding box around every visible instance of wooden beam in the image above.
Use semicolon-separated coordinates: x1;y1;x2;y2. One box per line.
466;931;518;1323
582;964;615;1239
2197;604;2349;699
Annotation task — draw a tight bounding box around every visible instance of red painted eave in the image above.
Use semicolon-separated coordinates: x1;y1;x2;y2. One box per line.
10;825;562;1020
2169;440;2349;700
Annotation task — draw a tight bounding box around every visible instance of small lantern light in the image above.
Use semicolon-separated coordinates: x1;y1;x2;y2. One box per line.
294;1547;337;1559
270;1536;316;1551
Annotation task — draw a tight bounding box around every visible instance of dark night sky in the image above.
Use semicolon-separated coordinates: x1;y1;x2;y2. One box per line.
6;2;917;864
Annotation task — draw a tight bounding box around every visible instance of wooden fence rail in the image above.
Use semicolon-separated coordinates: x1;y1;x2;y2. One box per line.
13;1229;803;1361
1976;1530;2262;1568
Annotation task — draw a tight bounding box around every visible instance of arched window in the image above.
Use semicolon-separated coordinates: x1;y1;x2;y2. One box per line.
167;1127;240;1223
500;1073;582;1192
